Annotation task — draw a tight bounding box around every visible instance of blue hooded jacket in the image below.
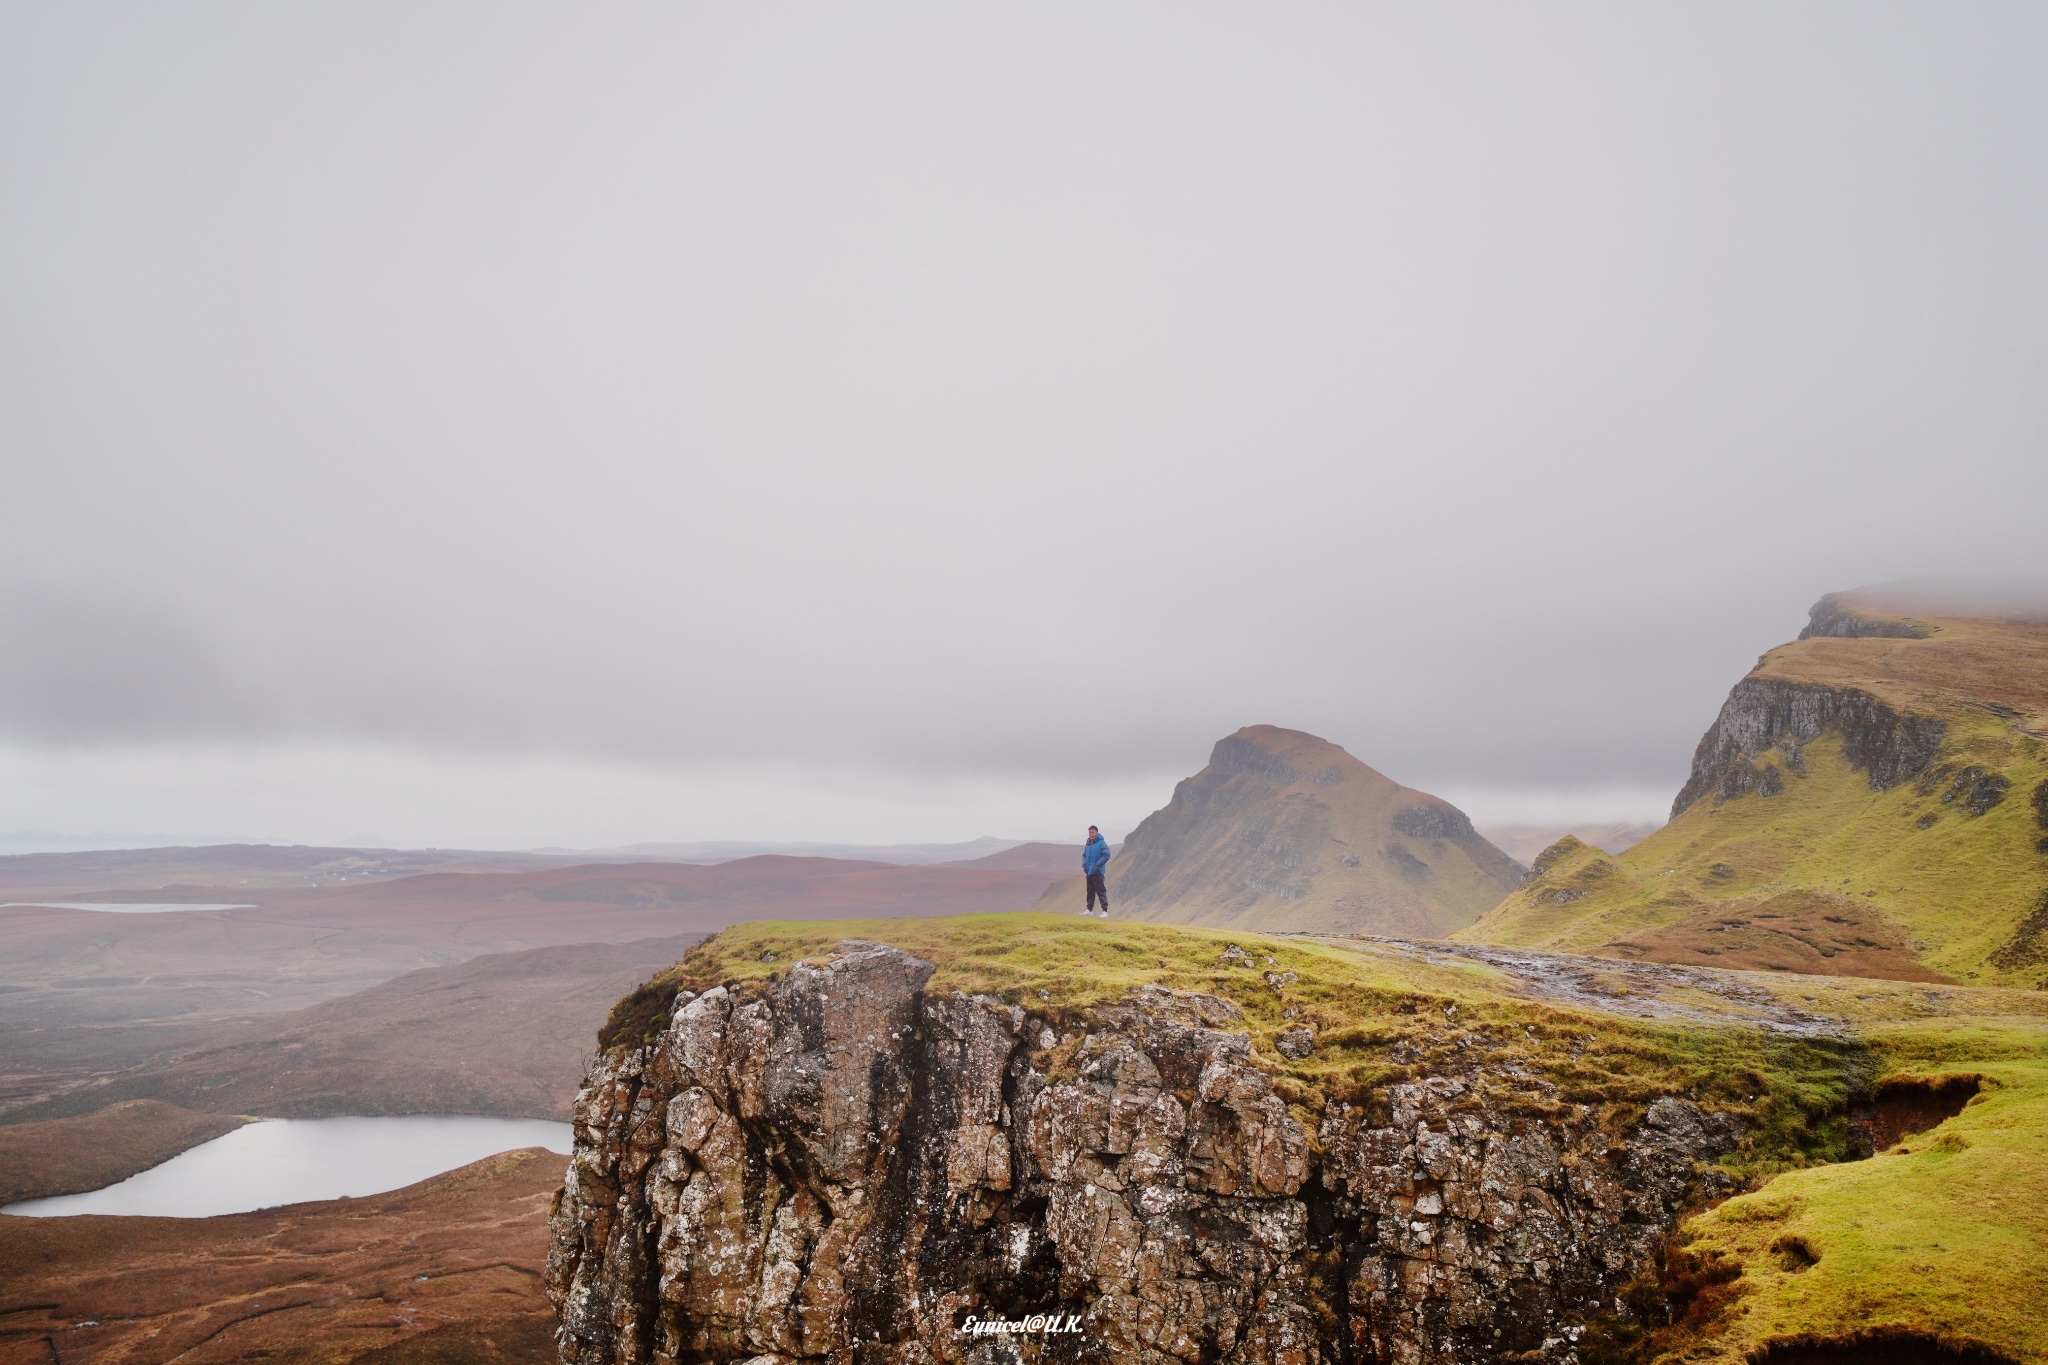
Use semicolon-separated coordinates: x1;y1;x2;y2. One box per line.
1082;833;1111;875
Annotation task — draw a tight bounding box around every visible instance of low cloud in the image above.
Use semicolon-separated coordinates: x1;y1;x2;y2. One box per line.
2;7;2044;843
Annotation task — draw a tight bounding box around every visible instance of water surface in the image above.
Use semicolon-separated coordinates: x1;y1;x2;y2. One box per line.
2;902;256;913
2;1115;571;1217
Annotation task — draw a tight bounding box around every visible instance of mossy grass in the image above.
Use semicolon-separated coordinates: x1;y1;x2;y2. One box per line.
1462;726;2048;986
609;913;1877;1183
1661;1010;2048;1365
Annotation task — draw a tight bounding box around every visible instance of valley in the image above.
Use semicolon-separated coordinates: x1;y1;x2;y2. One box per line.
0;845;1080;1364
0;1147;566;1365
0;853;1063;1119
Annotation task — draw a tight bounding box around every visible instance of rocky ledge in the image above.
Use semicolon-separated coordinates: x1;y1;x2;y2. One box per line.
1796;592;1932;641
547;942;1741;1365
1671;677;1946;818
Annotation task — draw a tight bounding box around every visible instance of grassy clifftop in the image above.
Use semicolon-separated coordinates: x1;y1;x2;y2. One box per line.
1677;1007;2048;1365
605;913;2048;1364
1756;588;2048;723
611;912;1871;1179
1463;589;2048;987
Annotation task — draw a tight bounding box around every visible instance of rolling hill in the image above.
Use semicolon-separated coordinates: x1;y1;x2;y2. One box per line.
0;1147;566;1365
1036;724;1522;935
1475;821;1662;866
1461;586;2048;985
3;936;703;1126
0;856;1054;1120
942;841;1088;875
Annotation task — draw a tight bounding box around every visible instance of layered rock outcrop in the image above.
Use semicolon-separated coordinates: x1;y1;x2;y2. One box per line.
547;942;1740;1365
1670;678;1945;818
1797;592;1932;641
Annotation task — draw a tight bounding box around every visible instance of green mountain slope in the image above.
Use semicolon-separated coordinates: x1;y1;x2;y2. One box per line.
1035;724;1523;935
1462;587;2048;986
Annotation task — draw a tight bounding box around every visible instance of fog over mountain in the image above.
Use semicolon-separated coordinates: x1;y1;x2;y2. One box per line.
2;5;2045;847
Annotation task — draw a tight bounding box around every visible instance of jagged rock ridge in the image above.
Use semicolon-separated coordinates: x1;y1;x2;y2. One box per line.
1670;678;1947;819
1071;726;1523;938
1796;592;1932;641
548;941;1741;1365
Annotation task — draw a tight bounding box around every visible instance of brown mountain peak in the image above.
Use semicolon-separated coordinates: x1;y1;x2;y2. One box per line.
1071;725;1522;937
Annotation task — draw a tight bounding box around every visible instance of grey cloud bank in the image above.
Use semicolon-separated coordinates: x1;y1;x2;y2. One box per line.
2;5;2044;846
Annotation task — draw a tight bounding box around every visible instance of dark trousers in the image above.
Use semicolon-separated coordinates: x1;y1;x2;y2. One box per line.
1085;873;1109;912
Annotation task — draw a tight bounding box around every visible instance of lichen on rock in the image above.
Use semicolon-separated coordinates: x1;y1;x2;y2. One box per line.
1672;678;1946;818
547;942;1742;1365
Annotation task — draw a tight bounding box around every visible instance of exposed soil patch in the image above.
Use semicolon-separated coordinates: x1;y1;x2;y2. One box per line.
349;1319;556;1365
1300;935;1850;1036
0;1146;564;1365
1749;1326;2021;1364
1604;889;1953;983
1852;1075;1980;1151
1772;1233;1821;1271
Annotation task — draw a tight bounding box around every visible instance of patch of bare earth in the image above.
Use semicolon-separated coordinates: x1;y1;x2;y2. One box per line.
1606;889;1954;983
1852;1074;1981;1151
1298;934;1850;1036
1747;1325;2022;1365
0;1148;564;1365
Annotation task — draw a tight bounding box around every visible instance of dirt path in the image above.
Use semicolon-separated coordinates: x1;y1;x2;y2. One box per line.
1290;933;1852;1037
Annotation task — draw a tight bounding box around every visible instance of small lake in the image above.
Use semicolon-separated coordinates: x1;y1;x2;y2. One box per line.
2;1115;573;1218
2;902;256;914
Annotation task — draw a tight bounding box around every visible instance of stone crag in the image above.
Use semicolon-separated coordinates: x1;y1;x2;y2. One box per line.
1795;592;1933;642
547;942;1741;1365
1671;678;1946;819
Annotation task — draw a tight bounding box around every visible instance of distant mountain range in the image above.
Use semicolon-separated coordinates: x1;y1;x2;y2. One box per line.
0;854;1068;1120
533;836;1029;866
0;836;1057;901
1473;822;1662;867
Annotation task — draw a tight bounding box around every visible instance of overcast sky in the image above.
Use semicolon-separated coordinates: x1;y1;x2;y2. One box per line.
2;4;2045;850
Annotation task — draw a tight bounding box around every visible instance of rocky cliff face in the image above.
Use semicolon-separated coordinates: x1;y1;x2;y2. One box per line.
1796;592;1932;641
1670;678;1946;819
547;941;1739;1365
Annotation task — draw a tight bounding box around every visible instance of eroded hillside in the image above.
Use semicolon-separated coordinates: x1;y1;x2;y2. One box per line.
1463;589;2048;987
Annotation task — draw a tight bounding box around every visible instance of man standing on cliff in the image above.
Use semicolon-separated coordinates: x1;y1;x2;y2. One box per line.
1081;826;1111;917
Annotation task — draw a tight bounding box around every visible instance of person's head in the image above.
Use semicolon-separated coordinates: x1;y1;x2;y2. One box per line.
1087;825;1099;840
